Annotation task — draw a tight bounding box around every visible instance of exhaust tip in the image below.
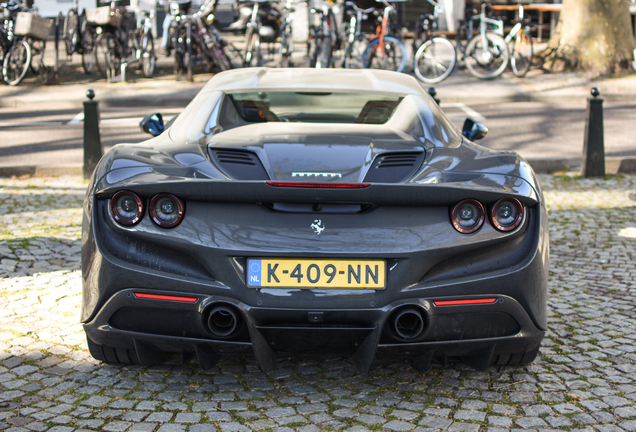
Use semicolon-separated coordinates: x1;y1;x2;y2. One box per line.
392;307;425;340
207;305;239;337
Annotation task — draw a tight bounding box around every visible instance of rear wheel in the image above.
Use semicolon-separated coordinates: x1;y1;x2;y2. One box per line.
492;346;539;366
64;9;78;55
277;27;292;67
315;36;332;68
139;33;156;78
510;30;533;78
343;35;368;69
81;25;96;74
94;32;122;79
465;32;509;80
86;335;141;365
413;36;456;83
243;26;260;67
362;36;407;72
3;40;31;86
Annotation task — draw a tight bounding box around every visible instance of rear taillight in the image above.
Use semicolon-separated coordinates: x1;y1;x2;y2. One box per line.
491;198;523;232
110;191;144;226
450;199;484;234
149;194;184;228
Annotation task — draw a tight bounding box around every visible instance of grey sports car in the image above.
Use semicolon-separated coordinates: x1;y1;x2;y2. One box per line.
81;68;548;373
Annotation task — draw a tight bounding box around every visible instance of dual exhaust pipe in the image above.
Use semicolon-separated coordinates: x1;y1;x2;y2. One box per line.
207;303;426;341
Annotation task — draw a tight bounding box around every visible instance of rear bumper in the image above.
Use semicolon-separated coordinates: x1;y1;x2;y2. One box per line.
84;287;544;372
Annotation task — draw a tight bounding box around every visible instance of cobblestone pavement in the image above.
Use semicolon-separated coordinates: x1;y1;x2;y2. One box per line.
1;174;636;432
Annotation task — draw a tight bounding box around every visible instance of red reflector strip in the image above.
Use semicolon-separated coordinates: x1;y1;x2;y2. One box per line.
134;293;198;303
433;298;498;306
266;181;370;188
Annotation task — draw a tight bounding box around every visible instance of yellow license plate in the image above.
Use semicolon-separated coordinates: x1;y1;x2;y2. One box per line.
247;259;386;289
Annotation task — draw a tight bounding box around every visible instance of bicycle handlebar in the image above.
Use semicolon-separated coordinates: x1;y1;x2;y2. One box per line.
344;2;375;14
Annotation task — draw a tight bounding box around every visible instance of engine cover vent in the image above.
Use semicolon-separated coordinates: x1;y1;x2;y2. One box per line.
363;152;425;183
209;149;270;180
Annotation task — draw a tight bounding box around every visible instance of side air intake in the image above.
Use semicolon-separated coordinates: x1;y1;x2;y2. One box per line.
209;149;270;180
363;152;425;183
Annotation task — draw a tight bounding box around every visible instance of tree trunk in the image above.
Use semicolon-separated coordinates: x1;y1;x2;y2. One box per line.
539;0;635;76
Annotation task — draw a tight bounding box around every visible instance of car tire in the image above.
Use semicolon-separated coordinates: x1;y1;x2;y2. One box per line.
86;335;141;365
492;346;539;366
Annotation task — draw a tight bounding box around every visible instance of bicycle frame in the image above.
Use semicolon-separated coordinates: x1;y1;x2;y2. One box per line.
503;6;524;44
477;3;502;62
413;0;442;53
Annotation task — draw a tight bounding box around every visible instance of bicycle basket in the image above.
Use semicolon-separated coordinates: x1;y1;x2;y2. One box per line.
14;12;53;40
86;6;121;27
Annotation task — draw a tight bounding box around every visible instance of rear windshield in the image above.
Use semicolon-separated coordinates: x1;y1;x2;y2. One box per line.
227;92;403;125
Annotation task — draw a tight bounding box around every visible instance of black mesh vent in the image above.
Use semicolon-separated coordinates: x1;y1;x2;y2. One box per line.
363;152;425;183
209;149;270;180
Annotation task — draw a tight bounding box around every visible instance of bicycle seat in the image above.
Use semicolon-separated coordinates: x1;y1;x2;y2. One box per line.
464;7;477;19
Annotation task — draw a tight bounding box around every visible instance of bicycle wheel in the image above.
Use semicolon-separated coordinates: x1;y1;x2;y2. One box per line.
243;26;260;67
343;35;368;69
362;36;407;73
3;40;31;86
315;36;332;68
510;30;532;78
64;9;78;55
139;33;156;78
413;37;457;84
81;24;96;74
94;32;122;79
306;34;318;67
277;26;292;67
465;32;509;80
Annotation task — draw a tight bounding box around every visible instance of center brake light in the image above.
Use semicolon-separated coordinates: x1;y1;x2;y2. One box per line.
266;182;370;188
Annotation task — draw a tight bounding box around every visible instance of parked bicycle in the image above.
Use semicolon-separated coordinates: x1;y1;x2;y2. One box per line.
276;0;295;67
361;0;406;73
499;5;533;77
240;0;279;67
90;0;156;79
2;2;52;85
172;0;240;81
63;0;96;74
412;0;456;83
0;0;22;66
341;1;374;69
307;0;341;68
460;2;510;80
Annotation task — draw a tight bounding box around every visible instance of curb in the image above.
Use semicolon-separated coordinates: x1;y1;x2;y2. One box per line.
0;165;83;178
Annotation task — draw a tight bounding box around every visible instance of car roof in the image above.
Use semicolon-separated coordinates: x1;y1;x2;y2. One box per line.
200;68;427;96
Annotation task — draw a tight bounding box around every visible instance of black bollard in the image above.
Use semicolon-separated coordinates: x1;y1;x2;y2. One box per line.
428;87;440;106
83;90;103;180
581;87;605;178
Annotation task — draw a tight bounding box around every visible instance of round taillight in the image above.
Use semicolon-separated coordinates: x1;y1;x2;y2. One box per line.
110;191;143;226
450;199;485;234
491;198;523;232
149;194;184;228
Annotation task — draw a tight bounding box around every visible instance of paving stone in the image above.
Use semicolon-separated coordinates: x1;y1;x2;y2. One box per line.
454;410;486;422
391;410;418;421
332;409;359;419
356;414;386;425
205;411;232;422
103;421;133;432
156;425;186;432
146;412;173;423
384;420;416;431
418;417;452;429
